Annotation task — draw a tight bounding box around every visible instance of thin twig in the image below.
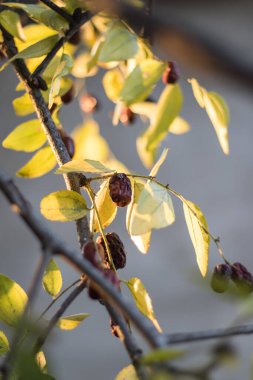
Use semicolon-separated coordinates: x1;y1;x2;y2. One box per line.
40;0;73;23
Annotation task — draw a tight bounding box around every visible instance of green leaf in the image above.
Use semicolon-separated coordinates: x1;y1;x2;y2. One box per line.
189;78;229;154
115;365;138;380
91;179;117;233
56;159;114;174
140;348;183;365
103;69;124;102
16;146;57;178
0;331;10;356
57;313;90;330
120;59;166;106
99;22;138;62
183;199;210;277
40;190;88;222
0;274;28;327
42;259;62;297
146;84;183;151
0;10;26;41
2;120;46;152
129;181;175;235
0;34;59;72
149;148;168;177
126;277;161;332
169;117;191;135
49;53;73;108
4;3;69;32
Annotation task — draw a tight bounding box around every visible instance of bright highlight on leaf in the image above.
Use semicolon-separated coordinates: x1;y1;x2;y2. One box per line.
0;274;28;327
42;259;62;297
2;120;46;152
57;313;90;330
56;159;114;174
149;148;169;177
115;365;138;380
183;199;210;277
126;277;162;332
169;117;191;135
16;146;57;178
40;190;88;222
103;69;124;102
189;78;230;154
0;331;10;356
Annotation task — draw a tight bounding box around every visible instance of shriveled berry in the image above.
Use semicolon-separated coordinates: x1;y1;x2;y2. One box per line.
61;85;75;104
109;173;132;207
120;107;135;125
162;61;179;84
211;264;232;293
79;93;98;113
69;30;81;45
97;233;126;270
82;241;105;268
62;135;75;159
231;262;253;294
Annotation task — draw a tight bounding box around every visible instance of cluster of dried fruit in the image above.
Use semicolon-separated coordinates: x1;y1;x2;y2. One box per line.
211;262;253;294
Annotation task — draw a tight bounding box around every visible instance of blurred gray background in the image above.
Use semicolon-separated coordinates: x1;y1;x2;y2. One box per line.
1;1;253;379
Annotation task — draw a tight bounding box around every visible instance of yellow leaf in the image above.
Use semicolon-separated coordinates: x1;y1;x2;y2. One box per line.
16;146;56;178
36;351;47;373
183;200;210;277
57;313;90;330
71;52;98;78
136;133;157;169
40;190;88;222
2;120;46;152
56;159;114;175
149;148;169;177
130;101;157;121
126;278;162;332
169;117;191;135
42;259;62;297
103;69;124;102
0;331;9;356
115;365;138;380
91;179;117;233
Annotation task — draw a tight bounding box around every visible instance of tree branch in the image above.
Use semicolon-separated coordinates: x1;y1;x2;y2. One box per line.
40;0;73;23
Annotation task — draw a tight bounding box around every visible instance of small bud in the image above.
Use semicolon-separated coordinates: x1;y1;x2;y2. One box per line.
82;241;105;268
62;135;75;159
162;61;179;85
68;30;81;45
61;85;75;104
120;107;135;125
109;173;132;207
110;319;122;338
211;264;232;293
79;93;98;113
231;262;253;294
97;233;126;270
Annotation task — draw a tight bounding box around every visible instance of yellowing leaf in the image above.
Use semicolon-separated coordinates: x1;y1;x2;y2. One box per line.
189;79;229;154
130;181;175;235
126;277;161;332
130;101;157;121
0;274;28;327
16;146;57;178
0;331;10;356
120;59;166;106
130;232;151;255
13;93;35;116
103;69;124;102
57;159;114;175
183;200;210;277
0;10;26;41
115;365;138;380
146;84;183;151
57;313;90;330
99;23;138;62
71;52;98;78
42;259;62;297
15;23;56;51
169;117;191;135
140;349;183;365
149;148;169;177
36;351;47;373
91;179;117;233
40;190;88;222
2;120;46;152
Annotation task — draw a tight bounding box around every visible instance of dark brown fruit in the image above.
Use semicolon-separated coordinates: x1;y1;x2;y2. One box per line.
231;262;253;294
162;61;179;84
88;281;101;300
120;107;135;125
68;30;81;45
82;241;105;268
211;264;232;293
62;135;75;159
79;93;98;113
61;85;75;104
97;233;126;270
109;173;132;207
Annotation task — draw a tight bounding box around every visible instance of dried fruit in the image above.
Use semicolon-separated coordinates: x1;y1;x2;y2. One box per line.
231;262;253;294
109;173;132;207
162;61;179;84
62;135;75;159
79;94;98;113
82;241;105;268
211;264;232;293
61;85;75;104
120;107;135;125
97;233;126;270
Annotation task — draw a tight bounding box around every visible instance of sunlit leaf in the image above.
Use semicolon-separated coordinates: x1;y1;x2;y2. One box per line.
71;52;98;78
115;365;138;380
36;351;47;374
91;179;117;233
169;117;191;135
57;159;114;175
99;23;138;62
0;274;28;327
0;331;10;356
15;23;57;51
0;10;26;41
13;93;35;116
16;146;57;178
40;190;88;222
2;120;46;152
149;148;168;177
57;313;90;330
140;348;183;365
42;259;62;297
183;199;210;277
126;277;161;332
130;101;157;121
103;69;124;102
120;59;166;106
130;181;175;235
